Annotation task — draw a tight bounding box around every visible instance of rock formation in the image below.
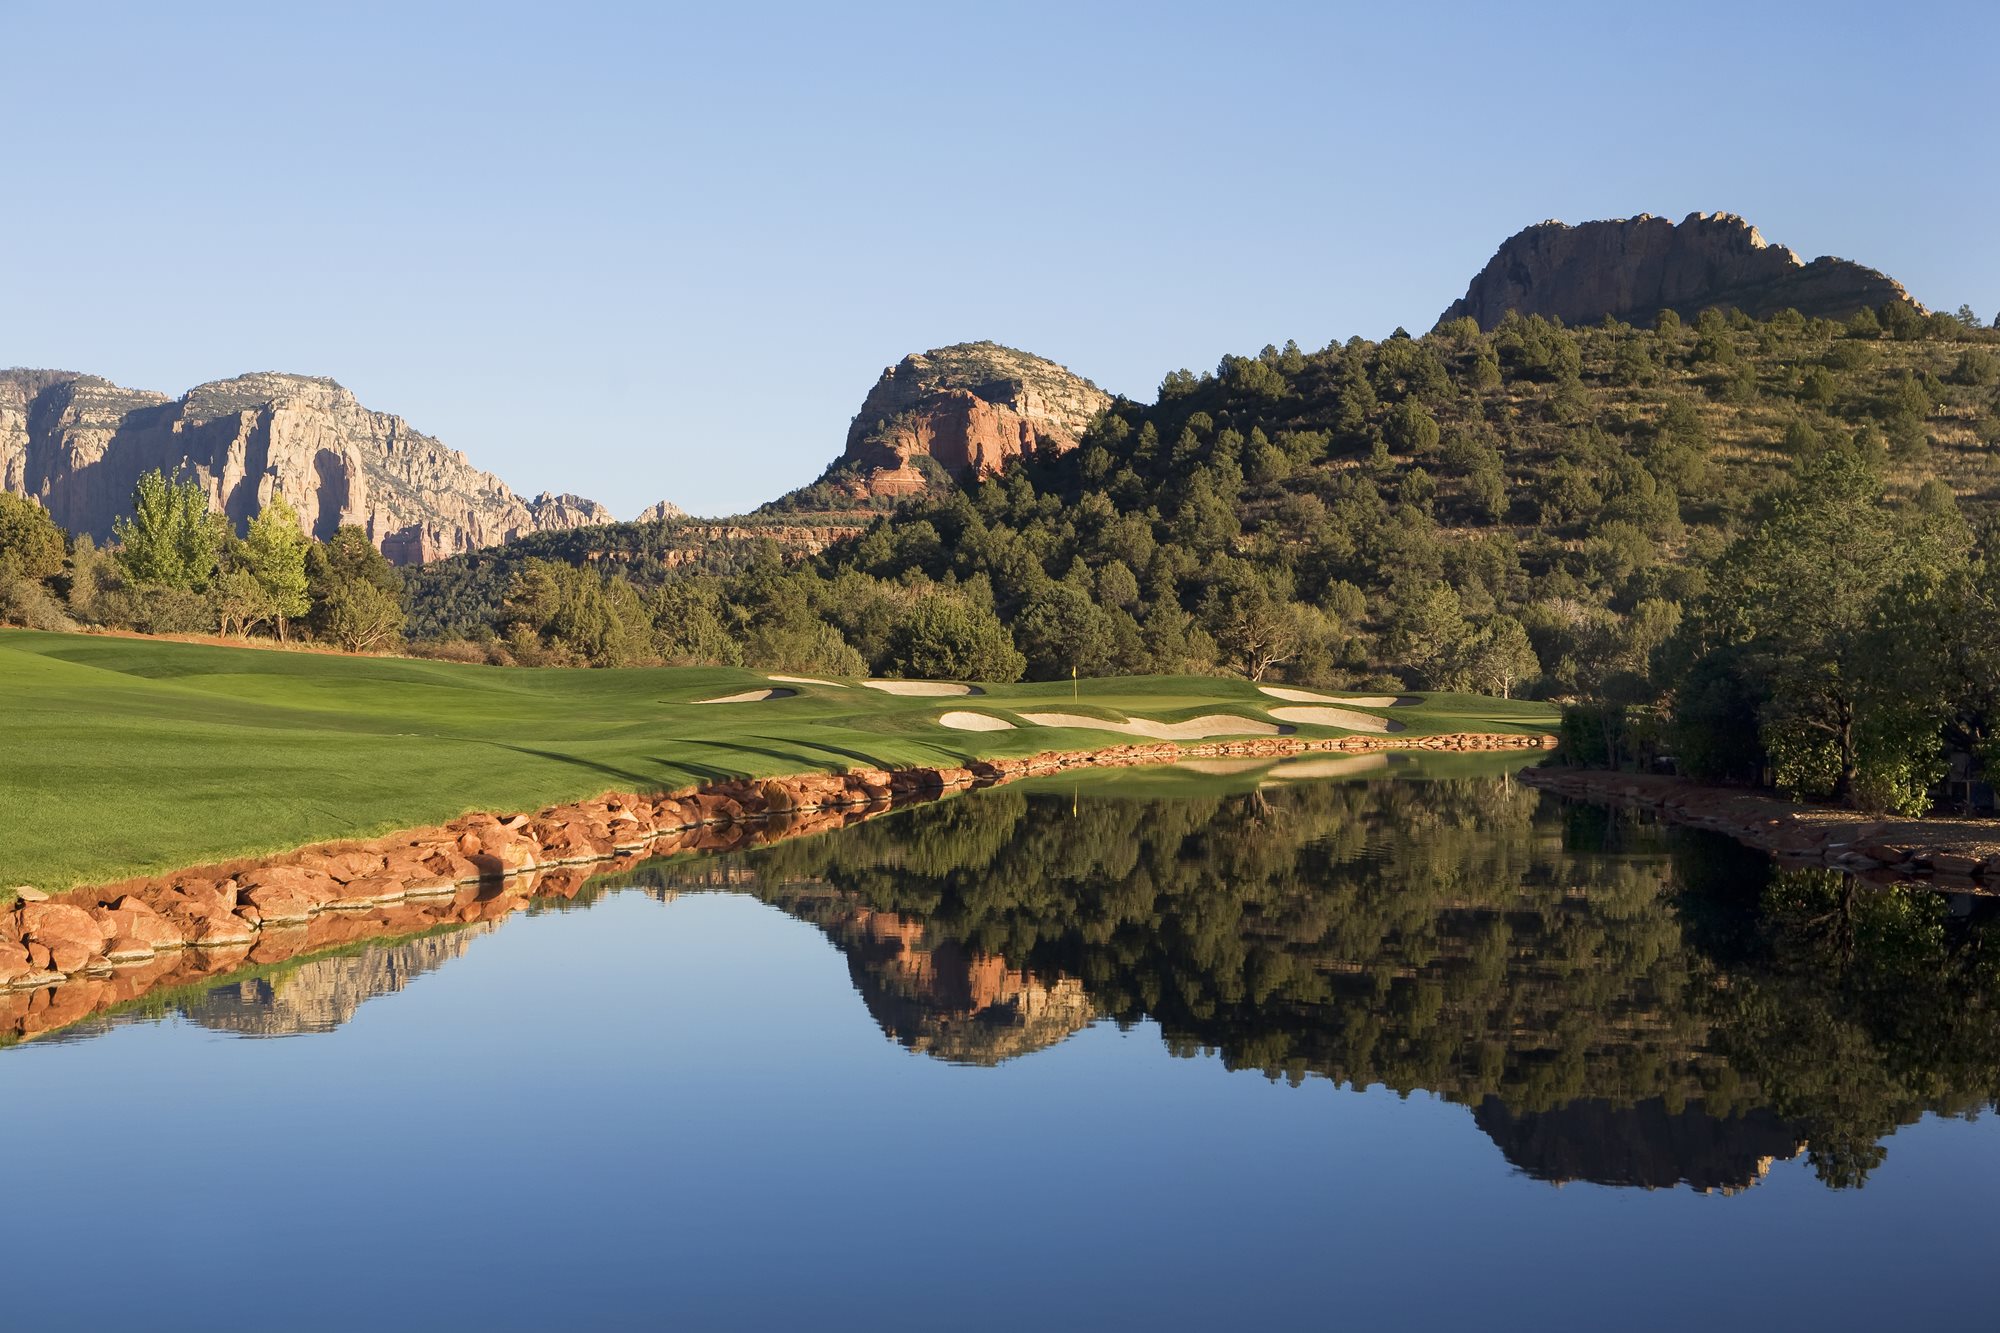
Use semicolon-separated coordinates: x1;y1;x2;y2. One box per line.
769;889;1094;1064
0;369;619;563
830;342;1112;501
636;499;688;523
1473;1095;1803;1193
1438;212;1918;331
179;926;490;1037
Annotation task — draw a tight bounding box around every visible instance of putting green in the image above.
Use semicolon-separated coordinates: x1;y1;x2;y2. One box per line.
0;630;1558;892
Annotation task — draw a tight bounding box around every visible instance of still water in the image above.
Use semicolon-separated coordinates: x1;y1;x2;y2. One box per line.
8;758;1999;1330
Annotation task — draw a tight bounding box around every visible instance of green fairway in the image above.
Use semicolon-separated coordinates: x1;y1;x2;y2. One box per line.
0;630;1558;892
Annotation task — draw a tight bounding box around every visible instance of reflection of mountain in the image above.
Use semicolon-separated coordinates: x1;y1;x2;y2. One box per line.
178;926;490;1037
1473;1097;1804;1194
21;768;1999;1197
678;778;2000;1194
767;885;1092;1065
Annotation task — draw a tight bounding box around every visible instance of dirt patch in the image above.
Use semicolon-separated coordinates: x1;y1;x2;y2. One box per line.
1266;705;1404;733
1018;711;1289;740
694;688;799;704
862;680;982;696
938;711;1016;732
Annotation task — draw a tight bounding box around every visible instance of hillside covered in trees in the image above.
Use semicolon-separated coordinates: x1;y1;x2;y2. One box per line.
7;298;1999;813
391;302;2000;808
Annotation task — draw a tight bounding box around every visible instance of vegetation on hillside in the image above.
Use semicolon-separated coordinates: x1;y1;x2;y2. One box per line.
393;302;2000;808
0;470;406;650
7;301;1999;810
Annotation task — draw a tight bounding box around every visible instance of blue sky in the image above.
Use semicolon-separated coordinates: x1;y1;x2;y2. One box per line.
6;0;1995;516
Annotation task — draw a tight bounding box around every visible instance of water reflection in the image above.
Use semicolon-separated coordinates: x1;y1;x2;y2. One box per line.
44;767;2000;1194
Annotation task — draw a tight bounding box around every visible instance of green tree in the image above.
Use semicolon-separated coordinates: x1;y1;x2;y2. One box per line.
308;526;406;653
887;596;1025;682
0;493;66;581
1695;450;1968;802
1463;615;1540;698
209;563;273;638
243;493;312;640
1015;583;1115;680
1387;582;1474;689
114;470;223;590
744;618;865;676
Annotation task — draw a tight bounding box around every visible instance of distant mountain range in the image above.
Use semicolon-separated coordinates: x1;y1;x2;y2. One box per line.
0;370;628;563
2;212;1923;564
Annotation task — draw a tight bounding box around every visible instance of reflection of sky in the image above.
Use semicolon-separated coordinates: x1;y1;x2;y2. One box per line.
5;891;1995;1330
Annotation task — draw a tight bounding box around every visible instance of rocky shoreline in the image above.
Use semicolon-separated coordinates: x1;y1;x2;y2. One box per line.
0;730;1553;1042
1523;768;2000;890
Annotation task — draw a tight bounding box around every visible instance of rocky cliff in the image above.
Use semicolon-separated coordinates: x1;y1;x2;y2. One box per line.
830;342;1112;501
0;369;617;563
1438;212;1917;330
179;925;492;1037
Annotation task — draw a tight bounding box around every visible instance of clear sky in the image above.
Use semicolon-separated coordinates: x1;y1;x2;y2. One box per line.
6;0;1995;517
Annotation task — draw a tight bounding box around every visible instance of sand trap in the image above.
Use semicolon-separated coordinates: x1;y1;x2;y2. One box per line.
1266;754;1391;780
695;687;798;704
769;675;845;687
938;711;1016;732
1266;705;1404;733
862;680;982;696
1018;711;1288;740
1257;686;1408;708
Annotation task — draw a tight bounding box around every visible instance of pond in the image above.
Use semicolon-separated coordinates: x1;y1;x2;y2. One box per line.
9;757;1998;1330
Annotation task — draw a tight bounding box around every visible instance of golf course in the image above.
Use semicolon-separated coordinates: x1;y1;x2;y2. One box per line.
0;629;1559;893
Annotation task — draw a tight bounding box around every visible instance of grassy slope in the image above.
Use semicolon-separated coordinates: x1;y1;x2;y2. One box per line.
0;629;1556;890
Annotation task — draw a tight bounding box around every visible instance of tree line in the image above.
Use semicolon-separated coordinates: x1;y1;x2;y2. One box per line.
0;471;406;652
633;776;2000;1188
7;299;1999;811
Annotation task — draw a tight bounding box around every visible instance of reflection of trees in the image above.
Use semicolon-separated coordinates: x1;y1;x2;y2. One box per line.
1680;863;2000;1188
659;778;2000;1191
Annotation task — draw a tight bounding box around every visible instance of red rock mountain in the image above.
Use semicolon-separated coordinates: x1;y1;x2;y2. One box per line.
828;342;1112;501
1438;212;1918;331
0;369;616;563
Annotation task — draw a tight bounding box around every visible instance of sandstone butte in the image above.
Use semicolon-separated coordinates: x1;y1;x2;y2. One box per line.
0;730;1554;1042
1436;211;1917;331
0;369;615;564
824;341;1112;501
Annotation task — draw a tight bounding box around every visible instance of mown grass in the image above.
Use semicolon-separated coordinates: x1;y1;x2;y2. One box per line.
0;630;1557;892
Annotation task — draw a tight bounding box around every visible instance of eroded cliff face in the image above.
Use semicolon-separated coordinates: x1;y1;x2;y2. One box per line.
772;890;1095;1065
0;370;616;563
1438;212;1917;330
179;925;491;1037
834;342;1111;501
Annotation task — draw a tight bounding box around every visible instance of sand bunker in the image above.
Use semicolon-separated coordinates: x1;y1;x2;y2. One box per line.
768;675;845;687
694;688;798;704
1017;712;1288;740
1257;686;1408;708
938;711;1016;732
1266;705;1404;733
862;680;981;697
1266;754;1391;780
